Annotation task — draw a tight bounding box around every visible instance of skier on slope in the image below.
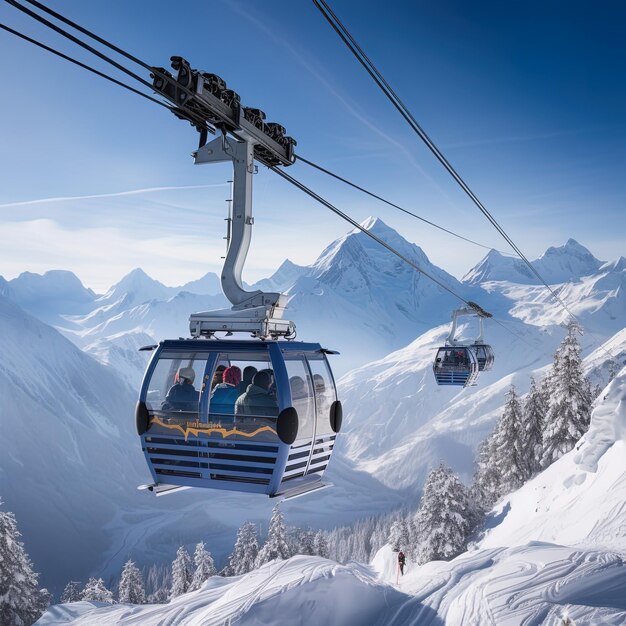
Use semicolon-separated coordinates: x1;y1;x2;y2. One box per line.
398;550;406;576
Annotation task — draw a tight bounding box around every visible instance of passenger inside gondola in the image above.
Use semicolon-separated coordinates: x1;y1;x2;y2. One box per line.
235;370;278;421
161;366;199;412
209;366;242;420
238;365;257;395
211;364;227;389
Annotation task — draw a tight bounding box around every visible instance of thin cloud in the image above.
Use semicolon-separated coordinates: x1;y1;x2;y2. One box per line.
0;183;229;209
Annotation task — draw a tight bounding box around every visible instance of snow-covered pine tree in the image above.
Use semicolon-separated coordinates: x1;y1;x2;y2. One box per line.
541;322;593;468
81;577;114;603
313;530;329;559
491;385;526;494
61;581;82;603
0;501;51;625
472;425;502;511
118;559;145;604
414;464;470;564
302;528;317;556
520;376;546;480
224;521;259;576
169;546;193;598
189;542;216;591
387;519;409;552
256;506;292;567
144;563;170;604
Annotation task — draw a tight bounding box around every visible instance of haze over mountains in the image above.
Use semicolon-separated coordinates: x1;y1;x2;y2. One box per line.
1;217;624;597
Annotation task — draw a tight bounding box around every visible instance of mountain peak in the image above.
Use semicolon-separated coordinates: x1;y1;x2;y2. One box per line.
463;249;535;284
356;216;397;238
534;239;603;283
102;268;172;306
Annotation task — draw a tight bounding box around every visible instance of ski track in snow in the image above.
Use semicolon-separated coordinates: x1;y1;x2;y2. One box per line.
37;545;626;625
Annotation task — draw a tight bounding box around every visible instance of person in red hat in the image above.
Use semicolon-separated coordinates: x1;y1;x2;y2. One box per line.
209;365;242;418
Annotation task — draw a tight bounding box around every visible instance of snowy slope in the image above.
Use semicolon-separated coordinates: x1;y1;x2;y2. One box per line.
37;557;422;626
336;317;555;489
37;546;626;625
478;367;626;554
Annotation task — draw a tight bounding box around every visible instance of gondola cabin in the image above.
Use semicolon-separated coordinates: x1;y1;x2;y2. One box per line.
473;343;495;372
433;346;479;387
136;340;341;499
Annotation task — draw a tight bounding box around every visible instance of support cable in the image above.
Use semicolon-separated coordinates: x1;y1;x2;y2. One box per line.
271;166;534;348
8;0;206;114
311;0;580;321
20;0;157;74
0;22;171;110
6;0;157;93
12;0;185;98
2;3;214;133
4;0;611;360
297;154;513;255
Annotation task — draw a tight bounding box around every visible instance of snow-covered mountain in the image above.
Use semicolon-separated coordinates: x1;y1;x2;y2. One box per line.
0;294;145;593
175;271;221;295
0;270;96;327
250;259;308;294
285;217;482;373
463;238;605;285
462;249;537;284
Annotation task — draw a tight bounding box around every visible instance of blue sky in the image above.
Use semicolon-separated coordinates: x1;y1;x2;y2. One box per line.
0;0;624;291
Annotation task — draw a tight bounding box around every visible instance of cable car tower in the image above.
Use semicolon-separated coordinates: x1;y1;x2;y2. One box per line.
135;57;342;500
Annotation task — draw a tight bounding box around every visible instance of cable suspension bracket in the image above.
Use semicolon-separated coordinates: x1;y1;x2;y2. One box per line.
446;304;492;347
150;55;297;339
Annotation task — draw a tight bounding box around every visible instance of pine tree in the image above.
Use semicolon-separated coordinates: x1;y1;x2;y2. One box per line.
472;426;501;511
0;501;51;625
387;519;409;552
293;528;316;556
81;577;114;603
189;542;216;591
520;376;546;480
607;359;620;384
225;521;260;576
61;581;82;603
415;464;470;564
256;506;292;567
169;546;193;598
492;385;526;494
118;559;145;604
541;322;593;467
144;563;170;604
313;530;329;559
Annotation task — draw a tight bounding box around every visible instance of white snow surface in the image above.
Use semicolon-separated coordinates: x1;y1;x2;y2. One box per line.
38;545;626;625
37;556;416;626
478;367;626;554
